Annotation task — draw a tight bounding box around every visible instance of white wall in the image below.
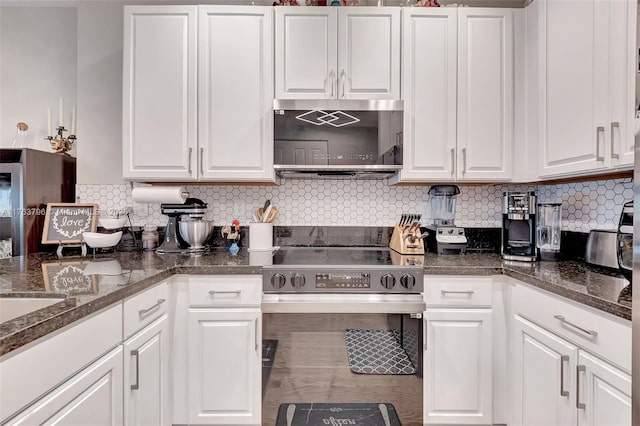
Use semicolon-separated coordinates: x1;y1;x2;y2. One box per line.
0;7;77;153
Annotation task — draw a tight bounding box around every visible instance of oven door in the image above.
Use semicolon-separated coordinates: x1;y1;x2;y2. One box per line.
261;293;425;425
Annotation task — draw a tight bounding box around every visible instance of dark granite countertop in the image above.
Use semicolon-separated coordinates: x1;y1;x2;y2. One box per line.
0;250;631;357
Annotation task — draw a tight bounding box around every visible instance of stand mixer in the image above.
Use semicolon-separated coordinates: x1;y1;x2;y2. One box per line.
156;198;212;253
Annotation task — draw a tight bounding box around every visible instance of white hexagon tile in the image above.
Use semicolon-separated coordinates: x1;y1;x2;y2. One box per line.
76;177;633;231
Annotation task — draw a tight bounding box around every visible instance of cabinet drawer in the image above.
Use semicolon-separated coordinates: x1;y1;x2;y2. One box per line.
123;281;169;339
513;282;631;372
424;276;493;307
188;275;262;308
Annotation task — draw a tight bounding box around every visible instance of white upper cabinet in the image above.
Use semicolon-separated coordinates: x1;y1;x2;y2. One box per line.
400;8;458;182
198;6;274;181
608;0;637;169
457;8;514;181
398;7;514;183
275;7;400;100
537;0;636;177
337;8;400;99
122;6;197;180
123;6;275;182
275;8;337;99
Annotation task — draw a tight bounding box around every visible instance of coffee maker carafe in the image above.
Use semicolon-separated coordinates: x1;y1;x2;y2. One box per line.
502;192;537;262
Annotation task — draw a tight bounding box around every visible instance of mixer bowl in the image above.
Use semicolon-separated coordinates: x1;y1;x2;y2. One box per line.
179;219;214;249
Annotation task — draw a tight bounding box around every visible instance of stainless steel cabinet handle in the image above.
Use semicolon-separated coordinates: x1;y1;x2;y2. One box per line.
560;355;569;396
596;126;605;161
554;315;598;338
209;289;242;296
341;70;346;98
450;148;455;174
200;147;204;175
131;350;140;390
188;147;193;175
255;318;259;352
330;70;334;98
138;298;166;316
461;147;467;173
576;365;586;409
610;122;620;159
441;290;474;295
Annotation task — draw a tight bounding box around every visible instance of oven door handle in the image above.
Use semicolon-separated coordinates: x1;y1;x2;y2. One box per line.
262;293;426;314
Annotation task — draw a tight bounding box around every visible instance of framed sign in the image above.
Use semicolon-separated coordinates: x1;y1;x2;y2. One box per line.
41;203;98;244
42;260;98;295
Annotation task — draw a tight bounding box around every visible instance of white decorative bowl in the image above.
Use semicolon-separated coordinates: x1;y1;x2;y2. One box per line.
82;231;123;248
98;217;127;230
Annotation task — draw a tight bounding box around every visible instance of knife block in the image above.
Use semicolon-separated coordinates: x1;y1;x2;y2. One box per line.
389;225;425;255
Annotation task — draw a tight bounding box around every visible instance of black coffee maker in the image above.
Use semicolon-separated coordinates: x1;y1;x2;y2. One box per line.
501;191;537;262
617;200;633;286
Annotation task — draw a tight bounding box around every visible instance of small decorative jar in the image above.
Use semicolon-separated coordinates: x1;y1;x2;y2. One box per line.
141;225;159;251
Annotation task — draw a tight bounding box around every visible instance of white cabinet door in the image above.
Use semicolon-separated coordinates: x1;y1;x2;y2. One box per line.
198;6;275;182
400;8;457;181
7;347;123;426
577;351;631;426
187;309;261;425
609;0;637;169
537;0;609;177
457;8;514;181
337;7;400;100
123;6;197;180
512;315;577;426
424;309;493;425
123;315;170;426
275;7;337;99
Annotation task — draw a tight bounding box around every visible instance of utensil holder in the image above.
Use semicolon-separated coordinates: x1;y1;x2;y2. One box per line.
389;225;426;255
249;222;273;251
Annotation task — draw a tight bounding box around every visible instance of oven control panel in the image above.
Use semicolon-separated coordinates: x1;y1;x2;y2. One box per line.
263;267;423;293
316;273;371;289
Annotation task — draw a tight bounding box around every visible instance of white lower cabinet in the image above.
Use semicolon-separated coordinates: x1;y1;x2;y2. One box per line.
6;346;124;426
187;309;261;425
512;314;631;426
424;277;494;425
123;314;170;426
577;351;631;426
424;309;493;425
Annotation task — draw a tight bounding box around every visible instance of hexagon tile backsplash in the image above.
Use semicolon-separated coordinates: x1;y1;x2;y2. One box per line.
76;177;633;232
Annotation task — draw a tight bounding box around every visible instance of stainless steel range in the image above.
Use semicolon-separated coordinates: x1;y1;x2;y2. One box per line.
261;247;425;424
262;247;424;294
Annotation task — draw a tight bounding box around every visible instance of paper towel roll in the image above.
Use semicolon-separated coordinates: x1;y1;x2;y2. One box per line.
132;187;188;204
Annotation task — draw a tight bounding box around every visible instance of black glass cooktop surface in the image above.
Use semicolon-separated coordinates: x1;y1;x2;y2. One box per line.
272;247;395;266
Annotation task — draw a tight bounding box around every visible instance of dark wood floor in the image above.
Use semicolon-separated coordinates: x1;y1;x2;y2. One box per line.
262;313;423;426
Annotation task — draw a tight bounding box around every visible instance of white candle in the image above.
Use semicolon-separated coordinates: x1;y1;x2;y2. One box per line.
59;97;63;127
71;106;77;135
47;107;52;136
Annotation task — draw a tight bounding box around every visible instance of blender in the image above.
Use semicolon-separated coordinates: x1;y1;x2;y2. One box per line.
426;185;467;254
537;202;562;261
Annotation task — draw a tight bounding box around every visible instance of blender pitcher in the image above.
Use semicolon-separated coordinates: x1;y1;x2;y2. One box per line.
428;185;460;226
537;202;562;260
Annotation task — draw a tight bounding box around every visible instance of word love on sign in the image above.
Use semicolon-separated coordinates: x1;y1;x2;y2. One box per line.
42;203;98;244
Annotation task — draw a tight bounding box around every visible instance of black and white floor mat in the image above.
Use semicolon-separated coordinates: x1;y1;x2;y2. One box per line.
275;403;402;426
345;329;416;375
262;339;278;397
